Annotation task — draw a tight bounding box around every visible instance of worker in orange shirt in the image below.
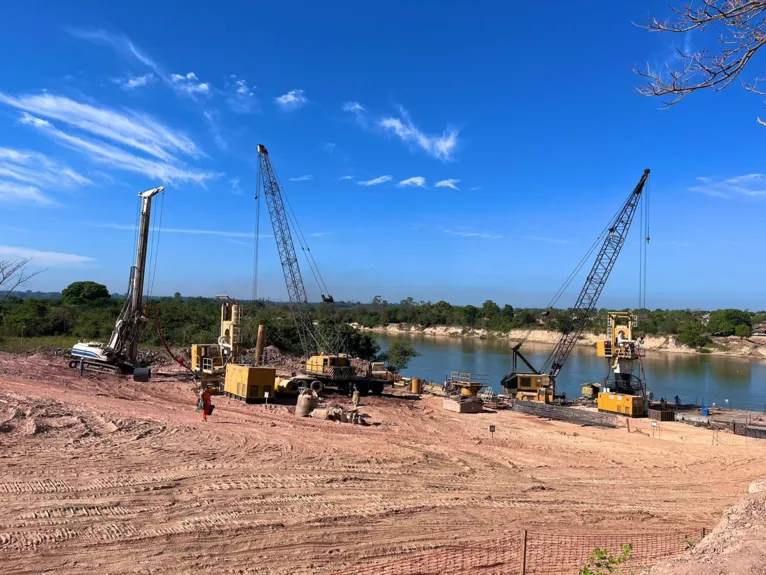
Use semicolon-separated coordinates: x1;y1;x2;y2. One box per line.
200;386;212;422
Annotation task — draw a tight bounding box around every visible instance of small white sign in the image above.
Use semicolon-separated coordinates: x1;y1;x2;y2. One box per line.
264;391;270;399
651;421;658;427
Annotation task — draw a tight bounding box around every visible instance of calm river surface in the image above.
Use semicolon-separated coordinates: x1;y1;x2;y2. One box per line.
377;333;766;411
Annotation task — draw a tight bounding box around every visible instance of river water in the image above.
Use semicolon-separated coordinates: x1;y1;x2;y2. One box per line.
377;333;766;411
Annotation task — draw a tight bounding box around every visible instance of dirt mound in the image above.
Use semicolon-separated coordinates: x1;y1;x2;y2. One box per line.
645;479;766;574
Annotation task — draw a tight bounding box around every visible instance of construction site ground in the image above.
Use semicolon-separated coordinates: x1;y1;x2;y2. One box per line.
2;352;765;574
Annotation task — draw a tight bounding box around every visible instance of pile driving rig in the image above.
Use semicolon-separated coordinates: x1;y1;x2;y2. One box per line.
69;186;164;380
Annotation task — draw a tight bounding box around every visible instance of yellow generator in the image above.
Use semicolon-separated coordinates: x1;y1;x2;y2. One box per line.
224;365;277;403
597;392;646;417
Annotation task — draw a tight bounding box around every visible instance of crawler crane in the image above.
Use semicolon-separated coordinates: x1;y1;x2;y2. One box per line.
501;169;650;403
255;144;384;396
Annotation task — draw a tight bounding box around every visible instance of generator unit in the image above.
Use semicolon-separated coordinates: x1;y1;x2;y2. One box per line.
224;365;277;403
597;392;645;418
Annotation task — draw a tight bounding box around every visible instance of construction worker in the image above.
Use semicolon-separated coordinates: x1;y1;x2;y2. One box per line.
78;357;85;377
201;386;212;422
352;385;360;409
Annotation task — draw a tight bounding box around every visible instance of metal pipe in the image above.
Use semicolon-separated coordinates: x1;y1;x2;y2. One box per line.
255;324;266;366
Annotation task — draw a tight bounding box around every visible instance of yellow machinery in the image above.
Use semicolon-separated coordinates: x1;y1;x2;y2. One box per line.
446;372;488;397
595;312;648;417
191;295;242;391
597;392;644;417
581;383;601;399
224;365;276;402
304;354;355;380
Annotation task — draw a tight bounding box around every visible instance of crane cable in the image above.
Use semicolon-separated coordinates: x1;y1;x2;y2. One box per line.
253;175;262;302
271;169;332;299
146;190;165;303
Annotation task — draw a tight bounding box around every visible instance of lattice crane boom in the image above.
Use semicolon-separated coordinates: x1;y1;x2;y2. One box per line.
256;144;326;358
543;168;650;383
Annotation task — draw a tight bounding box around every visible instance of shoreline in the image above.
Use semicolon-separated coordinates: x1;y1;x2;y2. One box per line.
357;323;766;361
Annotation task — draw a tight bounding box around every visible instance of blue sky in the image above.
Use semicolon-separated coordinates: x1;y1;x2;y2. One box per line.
1;1;765;309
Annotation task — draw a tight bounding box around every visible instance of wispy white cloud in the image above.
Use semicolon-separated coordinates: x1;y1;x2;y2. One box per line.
324;142;336;153
89;222;267;239
435;178;460;190
338;175;354;181
227;75;256;113
0;182;53;205
470;186;482;191
0;245;94;267
522;235;568;245
342;101;365;113
0;147;92;188
311;232;334;237
358;175;392;186
204;109;227;151
0;92;201;161
69;28;216;101
19;112;217;184
688;174;766;198
171;72;211;96
113;73;154;90
398;176;427;188
0;147;92;205
443;229;502;240
229;177;242;195
379;107;459;161
289;175;313;182
275;89;308;110
67;28;163;79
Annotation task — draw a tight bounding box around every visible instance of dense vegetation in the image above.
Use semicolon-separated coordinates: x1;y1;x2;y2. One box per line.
1;285;763;354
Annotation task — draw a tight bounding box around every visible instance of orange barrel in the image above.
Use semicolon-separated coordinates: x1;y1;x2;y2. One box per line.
411;377;422;394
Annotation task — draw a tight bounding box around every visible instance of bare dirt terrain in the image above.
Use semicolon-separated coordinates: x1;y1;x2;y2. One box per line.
1;352;765;574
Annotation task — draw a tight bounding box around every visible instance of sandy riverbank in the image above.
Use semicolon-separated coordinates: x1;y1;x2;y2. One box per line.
358;323;766;360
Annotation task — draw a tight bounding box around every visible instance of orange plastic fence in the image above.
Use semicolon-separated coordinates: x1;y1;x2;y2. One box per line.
344;529;703;575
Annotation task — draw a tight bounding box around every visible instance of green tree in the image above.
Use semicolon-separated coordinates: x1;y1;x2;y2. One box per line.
61;281;111;306
379;340;420;374
707;309;752;337
677;321;710;348
735;324;753;338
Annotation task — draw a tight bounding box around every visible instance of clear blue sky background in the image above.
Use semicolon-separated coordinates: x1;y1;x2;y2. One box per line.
0;1;764;310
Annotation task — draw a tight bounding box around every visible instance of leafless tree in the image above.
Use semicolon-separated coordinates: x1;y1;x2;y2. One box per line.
635;1;766;115
0;259;44;305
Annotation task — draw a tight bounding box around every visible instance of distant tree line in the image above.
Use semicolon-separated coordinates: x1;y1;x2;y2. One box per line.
1;283;762;354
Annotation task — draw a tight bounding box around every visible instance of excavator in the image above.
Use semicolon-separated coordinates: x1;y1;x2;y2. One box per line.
255;144;385;396
501;169;650;403
69;186;164;381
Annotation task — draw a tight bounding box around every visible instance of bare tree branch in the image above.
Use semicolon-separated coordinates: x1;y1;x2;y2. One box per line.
634;1;766;107
0;259;45;305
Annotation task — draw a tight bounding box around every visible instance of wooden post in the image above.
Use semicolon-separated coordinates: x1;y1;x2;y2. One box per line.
701;526;707;539
255;324;266;366
519;529;527;575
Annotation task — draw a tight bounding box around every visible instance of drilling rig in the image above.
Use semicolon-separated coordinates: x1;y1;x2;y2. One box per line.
69;186;164;381
501;169;650;403
255;144;384;396
594;311;648;417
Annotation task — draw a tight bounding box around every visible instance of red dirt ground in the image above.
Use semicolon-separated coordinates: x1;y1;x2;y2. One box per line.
1;352;765;574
